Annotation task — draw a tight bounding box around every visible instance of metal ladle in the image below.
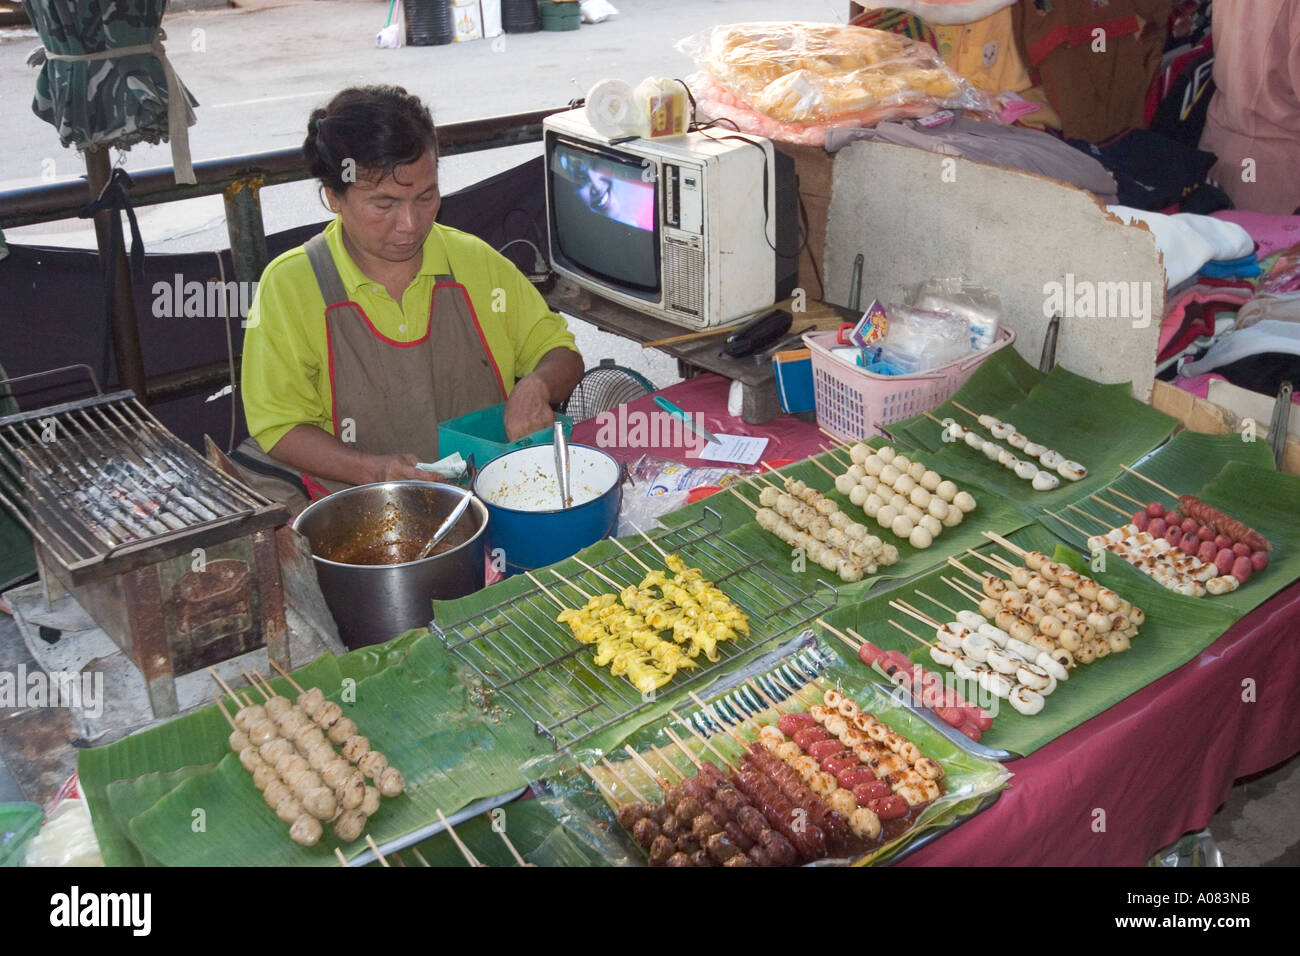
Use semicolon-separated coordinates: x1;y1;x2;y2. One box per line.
414;492;474;561
553;420;572;509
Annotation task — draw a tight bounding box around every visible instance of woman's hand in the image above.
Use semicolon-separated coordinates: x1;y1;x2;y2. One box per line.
371;453;439;484
503;376;557;441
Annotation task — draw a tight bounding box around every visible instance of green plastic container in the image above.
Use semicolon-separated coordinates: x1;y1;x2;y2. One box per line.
540;0;580;30
0;803;42;866
437;401;574;467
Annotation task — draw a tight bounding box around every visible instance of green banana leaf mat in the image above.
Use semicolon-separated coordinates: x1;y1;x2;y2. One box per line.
817;521;1247;757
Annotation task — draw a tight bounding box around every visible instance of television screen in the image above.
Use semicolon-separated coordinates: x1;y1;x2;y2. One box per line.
549;138;659;293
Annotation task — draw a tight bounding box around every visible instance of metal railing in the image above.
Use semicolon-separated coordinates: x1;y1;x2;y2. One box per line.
0;107;564;406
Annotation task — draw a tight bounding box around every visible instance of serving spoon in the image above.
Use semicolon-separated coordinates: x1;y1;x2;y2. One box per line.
414;493;474;561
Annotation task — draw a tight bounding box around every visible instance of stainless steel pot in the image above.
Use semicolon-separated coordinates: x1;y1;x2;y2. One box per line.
293;481;488;648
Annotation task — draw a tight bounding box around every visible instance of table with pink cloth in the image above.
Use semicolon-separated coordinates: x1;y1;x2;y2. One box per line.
574;373;1300;865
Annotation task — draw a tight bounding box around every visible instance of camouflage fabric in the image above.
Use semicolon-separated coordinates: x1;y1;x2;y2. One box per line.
23;0;198;152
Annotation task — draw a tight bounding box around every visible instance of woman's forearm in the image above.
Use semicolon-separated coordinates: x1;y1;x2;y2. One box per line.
268;424;386;486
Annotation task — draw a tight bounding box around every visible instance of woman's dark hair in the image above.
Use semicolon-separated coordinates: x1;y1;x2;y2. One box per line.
304;86;438;193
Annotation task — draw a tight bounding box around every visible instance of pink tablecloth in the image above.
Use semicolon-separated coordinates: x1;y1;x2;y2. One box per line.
573;376;1300;864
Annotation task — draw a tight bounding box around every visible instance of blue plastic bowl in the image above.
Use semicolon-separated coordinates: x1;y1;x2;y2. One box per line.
473;444;622;576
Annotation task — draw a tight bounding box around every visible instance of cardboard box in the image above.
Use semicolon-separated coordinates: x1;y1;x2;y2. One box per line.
773;142;834;303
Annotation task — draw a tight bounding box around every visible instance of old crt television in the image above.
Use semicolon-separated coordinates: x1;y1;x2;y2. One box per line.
543;107;798;330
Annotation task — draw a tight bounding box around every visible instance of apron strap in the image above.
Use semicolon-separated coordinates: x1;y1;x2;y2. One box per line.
304;232;350;305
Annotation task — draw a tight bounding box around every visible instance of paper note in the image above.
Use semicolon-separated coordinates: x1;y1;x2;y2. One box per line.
688;434;769;465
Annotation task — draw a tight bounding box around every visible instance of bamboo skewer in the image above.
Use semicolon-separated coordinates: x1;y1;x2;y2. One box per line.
814;615;856;647
549;568;593;602
943;573;985;604
888;598;941;630
496;824;534;867
728;487;760;512
945;556;986;583
1067;503;1110;528
1120;464;1179;500
746;678;780;712
1091;494;1132;519
579;762;621;805
913;589;958;616
769;672;818;709
889;618;941;651
949;399;980;420
965;548;1017;574
574;556;623;592
623;745;670;793
600;756;648;802
1044;508;1093;539
819;443;851;468
818;426;850;448
669;708;737;771
649;745;685;782
436;809;485;867
269;659;306;694
632;524;671;560
981;530;1029;558
411;846;432;867
806;456;839;480
335;847;349;867
1108;487;1147;509
212;695;237;728
206;667;243;708
662;727;703;770
525;570;567;610
609;536;653;573
365;834;390;867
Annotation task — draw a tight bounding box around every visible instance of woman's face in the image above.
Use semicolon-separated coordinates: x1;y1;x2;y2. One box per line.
326;149;440;265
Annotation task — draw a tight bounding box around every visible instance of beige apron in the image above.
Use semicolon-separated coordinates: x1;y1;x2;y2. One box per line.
304;232;507;495
229;231;506;506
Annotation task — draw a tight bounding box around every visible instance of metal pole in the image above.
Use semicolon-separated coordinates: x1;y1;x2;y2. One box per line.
223;176;268;284
85;150;147;403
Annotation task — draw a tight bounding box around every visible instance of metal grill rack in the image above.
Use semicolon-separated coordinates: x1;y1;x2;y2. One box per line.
433;508;836;751
0;390;282;582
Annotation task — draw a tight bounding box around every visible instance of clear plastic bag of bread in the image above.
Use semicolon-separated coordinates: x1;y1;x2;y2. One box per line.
676;21;992;146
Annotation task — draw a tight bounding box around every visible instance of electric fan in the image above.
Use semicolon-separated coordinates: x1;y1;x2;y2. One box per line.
560;359;657;422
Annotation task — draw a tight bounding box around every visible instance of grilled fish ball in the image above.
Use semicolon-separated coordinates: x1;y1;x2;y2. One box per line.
341;734;371;763
238;745;264;773
909;486;932;509
229;729;251;752
377;766;406;798
758;486;780;508
333;808;368;843
314;701;343;729
904;504;925;525
248;718;278;747
338;773;367;810
864;454;884;476
362;785;382;816
252;764;277;791
288;769;323;798
307;742;337;772
327;717;358;746
263;696;292;721
879;464;901;486
297;686;326;717
321;758;353;791
233;704;266;733
876;505;898;529
908;526;933;550
358;750;389;781
850;442;870;464
877;445;897;464
302;785;338;821
850;807;882;840
293;724;327;751
276;710;310;736
894;474;917;496
918;469;941;493
834;474;855;496
275;795;304;824
941;507;964;528
263;780;291;810
919;514;942;538
290;814;323;847
927;497;950;521
953;490;977;513
274;752;309;778
259;737;294;764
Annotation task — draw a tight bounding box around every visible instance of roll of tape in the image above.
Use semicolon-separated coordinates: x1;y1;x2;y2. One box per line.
585;79;637;138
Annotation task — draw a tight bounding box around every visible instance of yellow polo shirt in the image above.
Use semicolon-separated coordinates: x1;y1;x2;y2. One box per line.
241;218;579;453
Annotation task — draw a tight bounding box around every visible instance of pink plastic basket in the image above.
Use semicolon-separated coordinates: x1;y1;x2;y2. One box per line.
803;327;1017;443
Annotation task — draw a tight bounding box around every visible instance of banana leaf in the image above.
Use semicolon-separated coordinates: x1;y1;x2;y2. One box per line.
888;349;1177;518
393;797;607;867
816;522;1241;758
656;447;1031;601
117;631;556;866
521;641;1010;866
106;765;211;866
1041;434;1293;616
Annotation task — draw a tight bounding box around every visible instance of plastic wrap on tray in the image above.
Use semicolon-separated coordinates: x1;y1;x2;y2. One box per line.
676;21;992;146
521;636;1009;867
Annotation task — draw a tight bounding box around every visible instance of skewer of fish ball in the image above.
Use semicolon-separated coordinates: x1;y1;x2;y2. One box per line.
949;401;1087;481
213;693;325;846
240;671;356;822
270;660;406;798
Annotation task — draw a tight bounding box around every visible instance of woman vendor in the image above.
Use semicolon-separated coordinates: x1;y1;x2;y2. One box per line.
239;85;584;501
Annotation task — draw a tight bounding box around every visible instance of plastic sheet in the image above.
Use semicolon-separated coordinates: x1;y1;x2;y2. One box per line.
677;21;992;146
521;636;1010;867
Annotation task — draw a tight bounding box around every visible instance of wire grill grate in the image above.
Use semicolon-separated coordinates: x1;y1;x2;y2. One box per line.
432;508;835;751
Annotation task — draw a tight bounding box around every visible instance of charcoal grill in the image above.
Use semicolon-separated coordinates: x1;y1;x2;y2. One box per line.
0;384;290;716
